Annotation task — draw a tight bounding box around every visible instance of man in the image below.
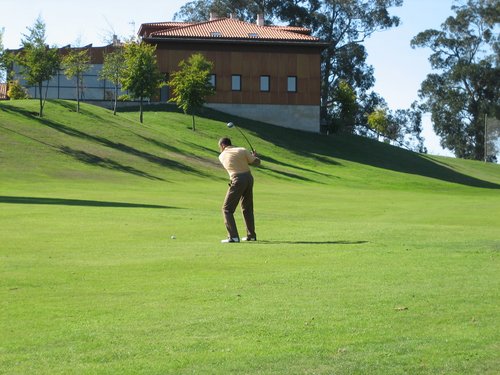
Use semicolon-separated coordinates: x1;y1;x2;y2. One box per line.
218;137;261;243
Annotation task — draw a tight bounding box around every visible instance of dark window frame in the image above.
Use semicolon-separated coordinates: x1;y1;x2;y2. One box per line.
209;74;216;89
260;75;270;92
287;76;297;93
231;74;242;91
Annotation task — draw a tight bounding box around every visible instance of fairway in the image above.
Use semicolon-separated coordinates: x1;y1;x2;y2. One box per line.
1;100;499;374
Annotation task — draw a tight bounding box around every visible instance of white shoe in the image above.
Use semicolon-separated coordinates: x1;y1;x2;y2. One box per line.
242;236;257;241
221;237;240;243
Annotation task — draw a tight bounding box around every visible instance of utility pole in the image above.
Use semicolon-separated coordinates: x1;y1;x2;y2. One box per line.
484;113;487;162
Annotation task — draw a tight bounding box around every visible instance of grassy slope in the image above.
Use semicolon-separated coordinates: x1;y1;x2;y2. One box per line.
0;100;499;374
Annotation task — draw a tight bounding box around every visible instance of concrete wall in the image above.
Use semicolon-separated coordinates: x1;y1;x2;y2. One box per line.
206;103;320;132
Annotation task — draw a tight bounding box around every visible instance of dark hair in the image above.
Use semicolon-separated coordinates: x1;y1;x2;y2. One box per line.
218;137;232;147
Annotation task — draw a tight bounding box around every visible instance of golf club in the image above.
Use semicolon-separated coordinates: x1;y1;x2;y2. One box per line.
226;122;255;152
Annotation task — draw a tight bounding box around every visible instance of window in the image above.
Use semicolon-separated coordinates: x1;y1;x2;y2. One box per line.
232;75;241;91
248;33;259;38
209;74;216;88
210;31;222;37
260;75;270;92
287;76;297;92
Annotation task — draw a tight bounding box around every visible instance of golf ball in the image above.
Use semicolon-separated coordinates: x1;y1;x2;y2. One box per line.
171;235;176;239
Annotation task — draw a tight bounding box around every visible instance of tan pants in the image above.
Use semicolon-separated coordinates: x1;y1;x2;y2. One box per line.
222;172;256;239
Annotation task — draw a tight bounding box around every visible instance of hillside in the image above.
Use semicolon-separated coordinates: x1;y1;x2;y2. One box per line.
1;99;499;192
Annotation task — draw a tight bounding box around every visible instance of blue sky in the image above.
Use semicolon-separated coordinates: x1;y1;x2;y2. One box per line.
1;0;458;156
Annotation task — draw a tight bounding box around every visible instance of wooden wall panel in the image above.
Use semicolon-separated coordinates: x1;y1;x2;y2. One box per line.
153;41;323;106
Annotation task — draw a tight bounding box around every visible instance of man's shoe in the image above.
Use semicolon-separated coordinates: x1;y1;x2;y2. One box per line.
221;237;240;243
242;236;257;242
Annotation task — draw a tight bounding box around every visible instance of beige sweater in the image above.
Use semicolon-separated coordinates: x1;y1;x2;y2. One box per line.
219;146;260;178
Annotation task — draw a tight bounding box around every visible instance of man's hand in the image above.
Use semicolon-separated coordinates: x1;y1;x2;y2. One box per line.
250;150;261;166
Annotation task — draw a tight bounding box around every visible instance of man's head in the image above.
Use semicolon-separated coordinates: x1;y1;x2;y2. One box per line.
218;137;232;151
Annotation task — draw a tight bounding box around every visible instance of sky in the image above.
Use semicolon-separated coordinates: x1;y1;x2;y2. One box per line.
0;0;459;157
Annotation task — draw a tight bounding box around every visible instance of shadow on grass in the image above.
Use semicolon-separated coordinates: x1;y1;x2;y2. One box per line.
0;196;178;209
138;135;186;154
1;104;39;118
138;137;224;173
1;104;210;178
54;100;108;121
45;122;206;176
261;154;337;177
59;146;165;181
0;124;164;181
116;103;182;114
258;165;319;182
258;240;369;245
180;140;220;158
4;102;498;188
198;107;500;189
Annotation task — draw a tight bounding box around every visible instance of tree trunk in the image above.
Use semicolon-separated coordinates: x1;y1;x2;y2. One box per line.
113;85;118;115
76;76;80;113
38;82;43;117
474;117;485;160
139;98;143;124
320;48;334;127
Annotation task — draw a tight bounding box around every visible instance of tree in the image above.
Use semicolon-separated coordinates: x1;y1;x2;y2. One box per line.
174;0;269;22
168;53;215;131
275;0;402;133
390;104;426;153
411;0;499;160
330;79;358;133
18;17;59;117
174;0;213;21
121;41;164;124
61;49;91;113
367;108;389;141
361;96;425;153
99;48;126;115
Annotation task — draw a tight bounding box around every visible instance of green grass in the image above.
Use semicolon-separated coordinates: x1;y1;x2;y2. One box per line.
0;100;499;374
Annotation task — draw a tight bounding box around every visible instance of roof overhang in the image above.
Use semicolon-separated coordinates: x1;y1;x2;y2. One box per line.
143;36;329;50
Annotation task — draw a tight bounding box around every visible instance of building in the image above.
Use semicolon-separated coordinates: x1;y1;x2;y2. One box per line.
9;16;327;132
8;43;123;102
139;16;327;132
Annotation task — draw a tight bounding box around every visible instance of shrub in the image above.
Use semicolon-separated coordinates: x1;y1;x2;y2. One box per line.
7;80;29;99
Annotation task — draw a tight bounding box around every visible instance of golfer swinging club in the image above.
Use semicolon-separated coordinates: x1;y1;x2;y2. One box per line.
218;137;261;243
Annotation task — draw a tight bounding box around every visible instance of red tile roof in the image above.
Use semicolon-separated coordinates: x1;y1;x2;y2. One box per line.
138;22;194;37
142;18;320;43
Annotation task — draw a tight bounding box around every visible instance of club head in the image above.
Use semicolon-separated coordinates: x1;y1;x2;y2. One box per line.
227;122;234;128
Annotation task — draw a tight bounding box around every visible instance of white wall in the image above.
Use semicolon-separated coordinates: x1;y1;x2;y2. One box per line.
12;63;127;101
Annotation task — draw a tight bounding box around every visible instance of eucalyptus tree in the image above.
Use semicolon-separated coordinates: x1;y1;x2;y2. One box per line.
174;0;271;22
273;0;403;133
411;0;499;160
